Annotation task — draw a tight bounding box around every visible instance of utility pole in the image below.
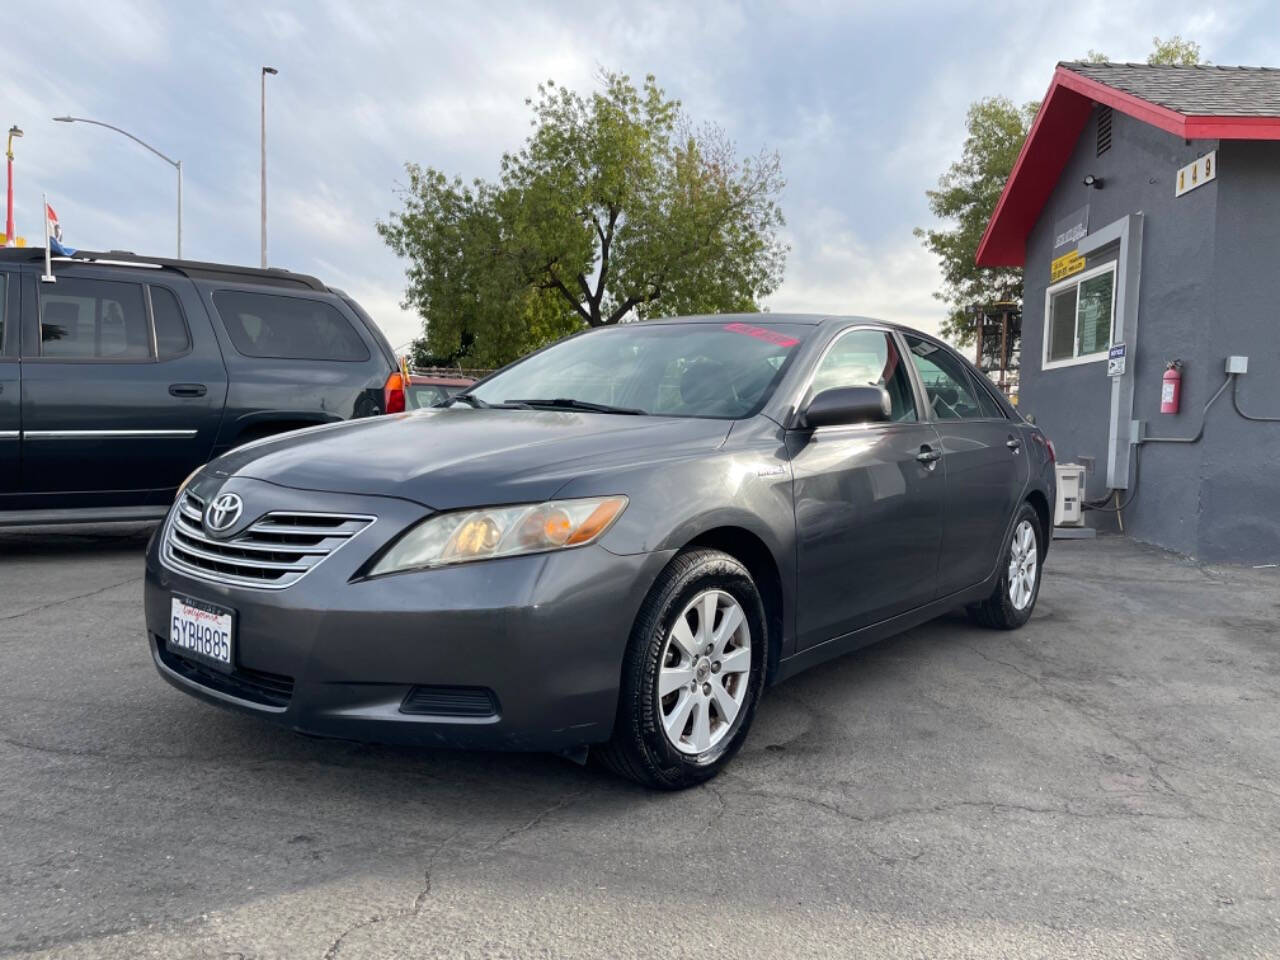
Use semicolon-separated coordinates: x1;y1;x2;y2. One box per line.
5;126;22;247
261;66;278;268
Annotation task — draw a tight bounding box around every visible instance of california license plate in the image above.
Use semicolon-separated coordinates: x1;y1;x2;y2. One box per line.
169;595;234;672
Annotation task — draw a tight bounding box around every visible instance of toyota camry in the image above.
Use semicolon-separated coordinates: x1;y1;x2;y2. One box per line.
145;314;1055;789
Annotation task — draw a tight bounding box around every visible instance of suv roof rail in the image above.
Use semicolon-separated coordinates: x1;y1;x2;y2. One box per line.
0;247;327;291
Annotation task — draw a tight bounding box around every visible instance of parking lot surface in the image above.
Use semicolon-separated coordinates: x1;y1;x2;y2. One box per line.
1;527;1277;959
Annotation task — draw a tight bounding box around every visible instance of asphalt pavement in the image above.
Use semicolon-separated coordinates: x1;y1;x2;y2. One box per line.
1;526;1277;959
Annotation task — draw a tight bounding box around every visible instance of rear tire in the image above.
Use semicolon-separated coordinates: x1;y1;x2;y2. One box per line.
967;502;1043;630
596;548;766;790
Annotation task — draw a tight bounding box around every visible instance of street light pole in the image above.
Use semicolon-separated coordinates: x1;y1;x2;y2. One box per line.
52;116;182;257
5;126;22;248
261;66;278;268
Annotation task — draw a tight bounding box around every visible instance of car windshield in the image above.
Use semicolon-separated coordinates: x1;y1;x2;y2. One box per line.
465;320;810;418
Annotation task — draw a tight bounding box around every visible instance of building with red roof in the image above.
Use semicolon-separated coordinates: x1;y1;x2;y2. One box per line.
978;62;1280;562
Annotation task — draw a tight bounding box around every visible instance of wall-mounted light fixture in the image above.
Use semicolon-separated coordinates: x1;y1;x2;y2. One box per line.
1083;174;1105;189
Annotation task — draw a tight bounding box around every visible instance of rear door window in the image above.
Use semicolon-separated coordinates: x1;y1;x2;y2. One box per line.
904;335;984;420
968;371;1007;419
150;286;192;358
212;290;370;362
39;278;151;359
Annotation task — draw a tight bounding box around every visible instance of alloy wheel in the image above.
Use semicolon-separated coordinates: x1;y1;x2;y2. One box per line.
1007;519;1038;610
657;589;752;755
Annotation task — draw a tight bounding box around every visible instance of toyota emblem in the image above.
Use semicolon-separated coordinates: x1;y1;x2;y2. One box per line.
204;493;244;534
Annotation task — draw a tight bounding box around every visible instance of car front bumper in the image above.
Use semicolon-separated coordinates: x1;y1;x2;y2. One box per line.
144;479;674;752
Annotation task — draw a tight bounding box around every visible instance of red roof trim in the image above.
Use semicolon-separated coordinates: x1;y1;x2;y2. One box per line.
975;65;1280;267
1052;68;1189;137
974;69;1092;267
1185;115;1280;139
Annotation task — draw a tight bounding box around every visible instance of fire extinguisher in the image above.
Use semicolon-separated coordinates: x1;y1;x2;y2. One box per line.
1161;360;1183;415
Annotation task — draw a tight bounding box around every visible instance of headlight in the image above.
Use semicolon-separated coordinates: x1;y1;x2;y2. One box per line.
368;495;628;576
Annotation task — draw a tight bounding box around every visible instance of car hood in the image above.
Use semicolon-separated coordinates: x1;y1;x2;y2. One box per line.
215;409;733;510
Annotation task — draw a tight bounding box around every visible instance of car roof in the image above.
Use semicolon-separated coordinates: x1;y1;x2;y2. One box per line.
635;312;926;334
0;247;328;291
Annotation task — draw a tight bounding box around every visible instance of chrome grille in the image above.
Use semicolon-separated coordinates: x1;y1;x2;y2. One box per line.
162;491;374;589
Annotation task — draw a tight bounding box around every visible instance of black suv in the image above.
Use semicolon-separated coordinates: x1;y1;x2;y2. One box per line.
0;249;400;526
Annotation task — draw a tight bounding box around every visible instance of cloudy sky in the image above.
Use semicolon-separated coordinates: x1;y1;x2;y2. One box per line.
4;0;1276;348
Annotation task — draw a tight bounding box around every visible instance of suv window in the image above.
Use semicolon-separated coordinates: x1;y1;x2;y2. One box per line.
810;329;917;422
213;290;370;362
150;286;192;358
904;335;983;420
40;278;151;359
0;274;6;353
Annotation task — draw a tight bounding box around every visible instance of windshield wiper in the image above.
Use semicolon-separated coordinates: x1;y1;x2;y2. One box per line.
445;394;531;410
508;398;646;415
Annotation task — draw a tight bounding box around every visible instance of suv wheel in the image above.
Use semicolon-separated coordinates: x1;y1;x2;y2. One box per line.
597;548;766;789
968;502;1044;630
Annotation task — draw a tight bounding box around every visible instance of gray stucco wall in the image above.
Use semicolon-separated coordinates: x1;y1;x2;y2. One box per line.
1200;139;1280;563
1019;108;1280;563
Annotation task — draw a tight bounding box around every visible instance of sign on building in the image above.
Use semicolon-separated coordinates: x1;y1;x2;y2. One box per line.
1050;249;1085;282
1175;150;1216;197
1049;205;1089;281
1107;343;1127;377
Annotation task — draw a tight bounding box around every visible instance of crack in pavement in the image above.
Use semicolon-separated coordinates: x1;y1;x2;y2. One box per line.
727;789;1214;829
481;785;597;853
949;639;1280;833
319;829;458;960
0;575;143;623
957;639;1192;792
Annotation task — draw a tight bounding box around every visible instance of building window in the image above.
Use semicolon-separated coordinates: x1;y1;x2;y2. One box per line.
1043;263;1116;369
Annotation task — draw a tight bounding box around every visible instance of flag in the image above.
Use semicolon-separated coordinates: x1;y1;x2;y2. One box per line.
46;203;76;257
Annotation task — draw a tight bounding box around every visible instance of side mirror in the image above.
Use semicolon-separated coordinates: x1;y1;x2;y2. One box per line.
799;386;891;429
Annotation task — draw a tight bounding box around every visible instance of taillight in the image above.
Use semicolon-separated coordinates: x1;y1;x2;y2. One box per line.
383;372;406;414
1045;437;1056;463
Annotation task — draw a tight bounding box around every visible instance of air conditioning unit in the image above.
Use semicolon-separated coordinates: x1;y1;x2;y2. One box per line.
1054;463;1086;527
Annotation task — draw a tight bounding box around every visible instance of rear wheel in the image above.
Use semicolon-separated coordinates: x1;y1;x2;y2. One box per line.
597;549;766;789
968;502;1043;630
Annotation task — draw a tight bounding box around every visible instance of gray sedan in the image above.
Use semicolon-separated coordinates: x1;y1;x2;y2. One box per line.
144;314;1056;789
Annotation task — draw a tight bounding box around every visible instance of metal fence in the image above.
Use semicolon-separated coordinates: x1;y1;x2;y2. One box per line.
408;365;495;380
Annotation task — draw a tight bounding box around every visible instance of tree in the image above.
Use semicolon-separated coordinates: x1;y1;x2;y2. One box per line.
378;72;787;367
1148;35;1202;65
914;97;1038;346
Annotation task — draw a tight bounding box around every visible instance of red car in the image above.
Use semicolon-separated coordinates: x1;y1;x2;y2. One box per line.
400;373;475;410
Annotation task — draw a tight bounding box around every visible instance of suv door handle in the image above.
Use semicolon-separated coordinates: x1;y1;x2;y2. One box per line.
169;383;207;398
1006;437;1022;452
917;445;942;464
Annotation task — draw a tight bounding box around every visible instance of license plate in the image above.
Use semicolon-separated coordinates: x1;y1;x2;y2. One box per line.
169;595;234;672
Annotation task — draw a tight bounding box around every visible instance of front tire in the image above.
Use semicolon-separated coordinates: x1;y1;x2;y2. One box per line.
597;549;767;790
968;503;1044;630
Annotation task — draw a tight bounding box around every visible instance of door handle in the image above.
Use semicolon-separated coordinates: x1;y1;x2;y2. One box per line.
917;446;942;464
169;383;207;398
1006;437;1022;452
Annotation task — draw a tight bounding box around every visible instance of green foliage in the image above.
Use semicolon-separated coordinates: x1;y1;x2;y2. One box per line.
378;71;787;367
914;97;1037;346
1148;35;1202;65
1082;35;1204;66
